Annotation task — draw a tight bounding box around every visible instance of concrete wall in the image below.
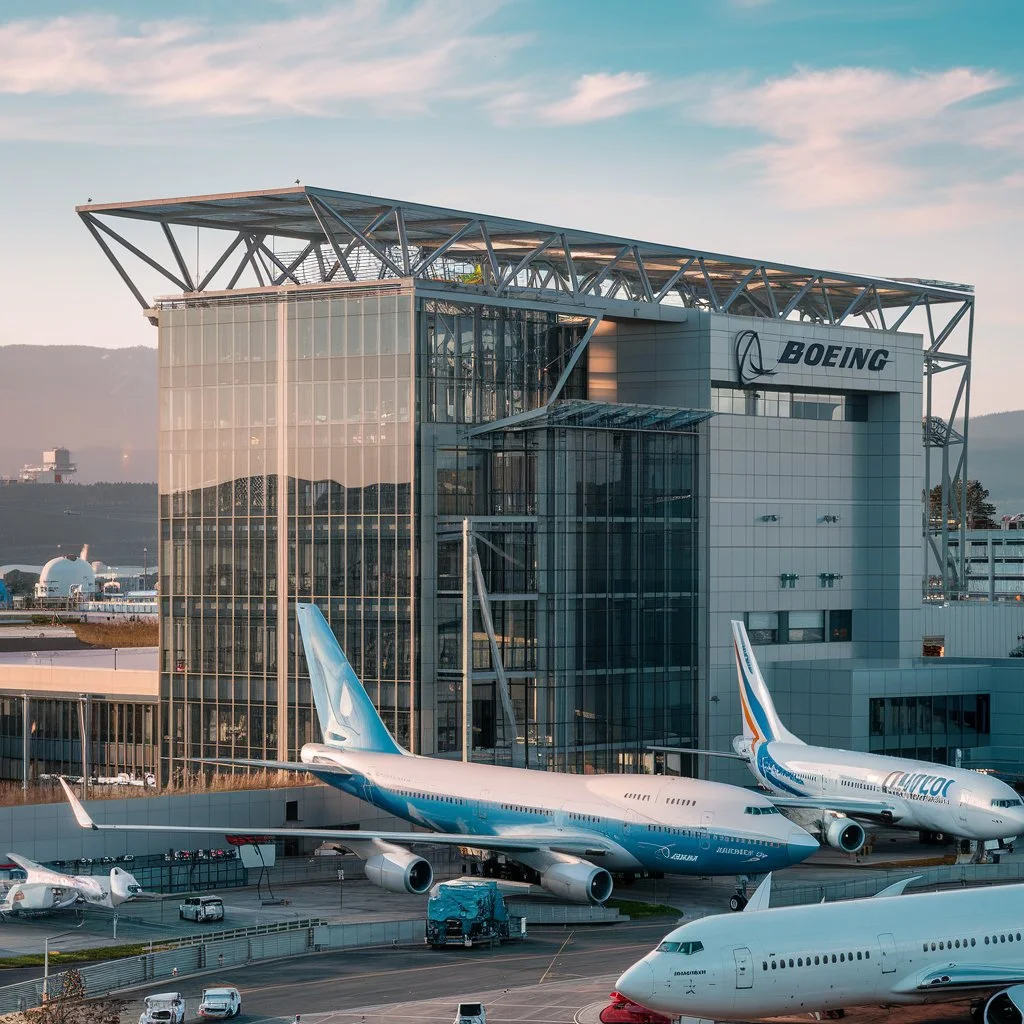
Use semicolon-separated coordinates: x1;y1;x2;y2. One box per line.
0;784;408;863
923;601;1024;658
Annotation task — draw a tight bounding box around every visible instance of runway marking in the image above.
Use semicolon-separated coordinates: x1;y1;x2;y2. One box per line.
539;930;575;984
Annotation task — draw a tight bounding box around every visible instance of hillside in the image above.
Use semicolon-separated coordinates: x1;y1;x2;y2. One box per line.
0;345;157;484
962;411;1024;516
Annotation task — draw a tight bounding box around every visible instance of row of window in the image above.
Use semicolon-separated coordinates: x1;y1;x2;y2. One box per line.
744;806;781;816
746;610;852;645
666;798;696;806
868;694;991;739
643;824;786;848
393;787;466;806
712;387;869;422
503;803;551;816
925;932;1021;951
764;949;871;971
624;792;652;801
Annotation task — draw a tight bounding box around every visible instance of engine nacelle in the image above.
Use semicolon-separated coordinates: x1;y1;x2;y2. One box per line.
984;985;1024;1024
539;861;613;905
364;849;433;894
824;816;866;854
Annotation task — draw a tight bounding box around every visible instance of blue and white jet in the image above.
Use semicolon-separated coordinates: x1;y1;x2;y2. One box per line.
59;604;818;905
686;621;1024;858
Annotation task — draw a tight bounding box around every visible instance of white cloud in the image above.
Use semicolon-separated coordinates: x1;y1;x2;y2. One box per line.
539;72;653;125
696;66;1015;207
0;2;519;120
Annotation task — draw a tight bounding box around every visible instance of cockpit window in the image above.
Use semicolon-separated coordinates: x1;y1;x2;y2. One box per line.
657;940;703;954
744;806;780;815
992;798;1023;808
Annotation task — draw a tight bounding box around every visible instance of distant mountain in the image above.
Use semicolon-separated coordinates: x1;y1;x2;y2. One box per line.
960;411;1024;516
0;345;157;484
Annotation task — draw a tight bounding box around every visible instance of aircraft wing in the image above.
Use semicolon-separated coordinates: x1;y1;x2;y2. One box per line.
894;963;1024;994
767;794;903;822
197;756;352;776
58;779;615;858
648;745;749;761
6;853;82;890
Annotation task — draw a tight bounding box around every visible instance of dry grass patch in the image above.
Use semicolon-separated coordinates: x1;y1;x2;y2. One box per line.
71;621;157;648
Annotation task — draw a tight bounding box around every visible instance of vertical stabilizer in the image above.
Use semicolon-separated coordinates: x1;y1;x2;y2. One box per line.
296;603;404;755
730;620;803;746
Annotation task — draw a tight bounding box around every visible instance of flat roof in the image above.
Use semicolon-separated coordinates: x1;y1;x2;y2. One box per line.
78;186;973;327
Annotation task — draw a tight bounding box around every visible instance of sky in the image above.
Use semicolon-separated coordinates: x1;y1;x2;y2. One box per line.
0;0;1021;414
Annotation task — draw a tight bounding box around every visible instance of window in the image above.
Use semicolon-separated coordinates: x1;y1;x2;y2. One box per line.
747;612;779;645
829;609;852;642
789;611;825;643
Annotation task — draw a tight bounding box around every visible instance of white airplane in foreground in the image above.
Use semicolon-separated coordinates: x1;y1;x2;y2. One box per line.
617;873;1024;1024
659;621;1024;860
59;603;819;906
0;853;143;916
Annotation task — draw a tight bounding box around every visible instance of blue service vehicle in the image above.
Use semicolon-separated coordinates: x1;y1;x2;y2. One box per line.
426;880;526;949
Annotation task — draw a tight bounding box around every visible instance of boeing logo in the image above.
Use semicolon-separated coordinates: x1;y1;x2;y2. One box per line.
734;330;891;384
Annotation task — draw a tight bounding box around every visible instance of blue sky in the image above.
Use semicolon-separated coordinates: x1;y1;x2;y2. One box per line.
0;0;1021;412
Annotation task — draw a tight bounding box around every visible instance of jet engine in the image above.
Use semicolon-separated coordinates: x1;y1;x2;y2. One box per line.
364;848;434;895
823;816;866;854
539;861;613;905
984;984;1024;1024
108;867;143;907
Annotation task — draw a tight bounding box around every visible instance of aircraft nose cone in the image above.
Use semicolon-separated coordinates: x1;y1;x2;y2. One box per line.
616;959;655;1005
789;826;819;864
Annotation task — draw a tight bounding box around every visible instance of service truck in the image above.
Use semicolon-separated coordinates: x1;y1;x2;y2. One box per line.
426;880;526;949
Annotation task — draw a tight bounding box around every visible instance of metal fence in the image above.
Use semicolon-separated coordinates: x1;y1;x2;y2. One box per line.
505;902;623;925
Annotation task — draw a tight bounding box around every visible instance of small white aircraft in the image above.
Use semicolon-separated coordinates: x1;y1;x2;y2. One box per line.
617;873;1024;1024
658;621;1024;861
0;853;143;915
58;603;819;906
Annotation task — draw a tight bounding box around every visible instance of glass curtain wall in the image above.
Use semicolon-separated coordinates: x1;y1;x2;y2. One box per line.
159;286;415;783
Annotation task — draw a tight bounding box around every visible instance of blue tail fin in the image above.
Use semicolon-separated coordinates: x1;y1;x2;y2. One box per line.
296;603;404;755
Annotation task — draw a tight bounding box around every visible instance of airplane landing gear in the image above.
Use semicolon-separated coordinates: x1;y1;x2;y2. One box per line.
729;874;750;912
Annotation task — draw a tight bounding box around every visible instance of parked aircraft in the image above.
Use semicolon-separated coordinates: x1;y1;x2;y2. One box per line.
0;853;143;915
616;873;1024;1024
658;621;1024;863
59;603;819;905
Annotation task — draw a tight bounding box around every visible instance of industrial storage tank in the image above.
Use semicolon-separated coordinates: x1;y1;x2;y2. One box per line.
34;549;97;602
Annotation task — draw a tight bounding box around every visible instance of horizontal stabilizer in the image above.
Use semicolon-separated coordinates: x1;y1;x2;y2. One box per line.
649;745;748;761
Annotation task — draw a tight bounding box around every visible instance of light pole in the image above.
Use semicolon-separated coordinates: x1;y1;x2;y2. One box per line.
43;924;83;1002
143;546;148;588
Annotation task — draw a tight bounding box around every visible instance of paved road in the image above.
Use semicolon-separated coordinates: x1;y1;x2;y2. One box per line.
118;919;672;1022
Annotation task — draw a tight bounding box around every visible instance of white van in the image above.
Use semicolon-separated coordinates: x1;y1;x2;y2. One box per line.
179;895;224;922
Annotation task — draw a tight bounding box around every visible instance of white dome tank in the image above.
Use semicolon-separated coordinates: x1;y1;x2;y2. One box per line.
34;554;97;600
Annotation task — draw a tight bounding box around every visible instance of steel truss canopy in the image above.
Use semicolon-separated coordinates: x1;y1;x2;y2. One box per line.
78;185;973;326
470;401;713;436
78;185;975;599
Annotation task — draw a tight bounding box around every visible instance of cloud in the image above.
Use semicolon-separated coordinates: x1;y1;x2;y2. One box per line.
0;2;519;120
696;66;1016;207
539;72;654;125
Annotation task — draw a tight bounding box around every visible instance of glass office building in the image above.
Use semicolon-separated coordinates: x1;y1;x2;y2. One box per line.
83;186;975;783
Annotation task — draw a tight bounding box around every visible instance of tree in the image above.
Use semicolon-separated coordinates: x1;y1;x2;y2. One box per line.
7;971;126;1024
928;479;999;529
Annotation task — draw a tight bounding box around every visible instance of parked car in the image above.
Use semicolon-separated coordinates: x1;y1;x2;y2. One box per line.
179;895;225;922
453;1002;486;1024
198;986;242;1018
138;992;185;1024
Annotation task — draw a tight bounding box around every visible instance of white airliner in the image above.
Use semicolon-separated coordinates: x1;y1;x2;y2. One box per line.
664;621;1024;861
0;853;143;916
59;603;819;905
616;873;1024;1024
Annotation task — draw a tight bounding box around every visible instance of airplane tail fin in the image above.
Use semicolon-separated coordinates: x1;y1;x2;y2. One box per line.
296;603;405;755
730;620;803;746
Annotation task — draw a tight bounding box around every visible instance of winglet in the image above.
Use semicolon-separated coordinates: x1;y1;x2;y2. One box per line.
59;777;98;830
873;875;921;898
743;873;772;912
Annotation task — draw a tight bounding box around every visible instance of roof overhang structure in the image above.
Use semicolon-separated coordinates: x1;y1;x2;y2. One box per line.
78;185;974;598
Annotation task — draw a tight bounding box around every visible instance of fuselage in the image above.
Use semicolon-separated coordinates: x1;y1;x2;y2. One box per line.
746;739;1024;841
618;883;1024;1019
300;743;818;875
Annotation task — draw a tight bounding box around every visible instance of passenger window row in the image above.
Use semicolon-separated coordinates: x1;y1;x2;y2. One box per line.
763;950;871;970
645;824;784;848
501;803;551;815
625;793;652;801
666;798;696;806
567;812;602;823
395;788;465;805
925;932;1022;951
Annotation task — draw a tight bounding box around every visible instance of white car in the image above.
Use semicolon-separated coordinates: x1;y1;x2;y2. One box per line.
138;992;185;1024
179;895;225;922
198;986;242;1018
454;1002;486;1024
